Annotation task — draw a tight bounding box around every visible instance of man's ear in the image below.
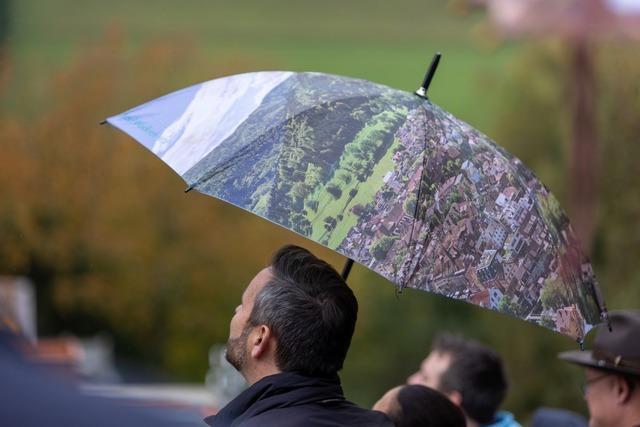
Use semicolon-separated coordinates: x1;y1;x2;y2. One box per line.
446;390;463;407
249;325;272;359
614;375;633;404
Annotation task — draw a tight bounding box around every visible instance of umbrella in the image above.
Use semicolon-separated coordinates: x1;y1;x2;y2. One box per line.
103;56;607;343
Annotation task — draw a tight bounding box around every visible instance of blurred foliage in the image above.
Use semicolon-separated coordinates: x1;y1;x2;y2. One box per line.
485;40;640;417
491;41;640;309
0;1;639;424
0;1;8;46
0;32;292;378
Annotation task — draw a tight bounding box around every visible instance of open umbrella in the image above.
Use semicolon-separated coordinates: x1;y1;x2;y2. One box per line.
104;56;607;343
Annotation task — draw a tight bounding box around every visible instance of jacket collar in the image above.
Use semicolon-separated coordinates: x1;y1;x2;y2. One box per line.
205;371;344;426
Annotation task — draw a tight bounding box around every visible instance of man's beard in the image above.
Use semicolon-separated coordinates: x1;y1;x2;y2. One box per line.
225;326;251;373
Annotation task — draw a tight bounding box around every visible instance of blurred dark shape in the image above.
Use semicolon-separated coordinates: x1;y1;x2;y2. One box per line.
0;276;36;341
0;330;194;426
530;407;588;427
474;0;640;254
0;0;9;44
0;0;9;94
373;384;466;427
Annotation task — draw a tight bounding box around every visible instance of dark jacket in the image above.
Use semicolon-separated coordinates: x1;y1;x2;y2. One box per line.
204;372;393;427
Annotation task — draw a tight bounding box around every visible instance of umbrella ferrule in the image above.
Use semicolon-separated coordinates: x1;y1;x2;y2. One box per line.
416;52;441;100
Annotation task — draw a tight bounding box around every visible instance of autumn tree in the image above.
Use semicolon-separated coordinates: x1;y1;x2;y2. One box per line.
0;32;272;379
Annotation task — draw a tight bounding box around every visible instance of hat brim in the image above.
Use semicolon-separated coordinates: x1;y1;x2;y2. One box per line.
559;350;640;377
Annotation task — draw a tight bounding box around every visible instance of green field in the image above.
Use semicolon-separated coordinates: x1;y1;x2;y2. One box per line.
6;0;516;131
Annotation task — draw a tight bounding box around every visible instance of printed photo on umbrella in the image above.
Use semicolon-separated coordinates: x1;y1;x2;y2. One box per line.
105;66;607;343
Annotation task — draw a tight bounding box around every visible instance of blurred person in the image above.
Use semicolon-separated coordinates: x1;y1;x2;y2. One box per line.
530;407;587;427
0;327;190;427
408;333;521;427
205;244;393;427
373;384;466;427
559;310;640;427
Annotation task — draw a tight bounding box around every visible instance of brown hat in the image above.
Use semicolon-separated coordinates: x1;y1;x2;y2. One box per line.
559;310;640;377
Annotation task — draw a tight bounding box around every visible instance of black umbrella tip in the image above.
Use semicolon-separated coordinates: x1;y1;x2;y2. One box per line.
99;119;107;125
416;52;443;99
341;258;355;280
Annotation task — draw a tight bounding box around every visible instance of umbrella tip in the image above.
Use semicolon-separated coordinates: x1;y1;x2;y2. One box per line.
99;119;107;125
184;185;194;193
415;52;442;100
603;310;612;332
341;258;355;280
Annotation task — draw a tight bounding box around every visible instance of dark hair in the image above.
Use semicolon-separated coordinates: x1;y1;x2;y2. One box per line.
620;373;640;395
389;385;466;427
432;334;508;424
247;245;358;377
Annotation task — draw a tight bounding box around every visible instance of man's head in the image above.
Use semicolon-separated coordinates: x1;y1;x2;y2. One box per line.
559;311;640;427
581;368;639;427
373;385;466;427
226;245;358;384
407;334;508;425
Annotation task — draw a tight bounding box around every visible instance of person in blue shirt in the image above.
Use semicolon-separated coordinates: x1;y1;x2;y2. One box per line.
408;333;521;427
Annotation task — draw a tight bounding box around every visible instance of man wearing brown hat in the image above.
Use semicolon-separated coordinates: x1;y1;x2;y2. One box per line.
559;310;640;427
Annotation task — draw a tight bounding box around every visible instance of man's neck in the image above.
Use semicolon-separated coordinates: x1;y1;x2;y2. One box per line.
243;364;281;386
622;394;640;427
466;417;480;427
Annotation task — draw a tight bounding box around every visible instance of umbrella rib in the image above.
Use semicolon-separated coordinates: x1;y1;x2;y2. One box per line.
402;104;431;290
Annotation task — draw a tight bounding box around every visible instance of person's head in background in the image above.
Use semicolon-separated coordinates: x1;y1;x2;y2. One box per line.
559;310;640;427
408;333;514;427
373;384;466;427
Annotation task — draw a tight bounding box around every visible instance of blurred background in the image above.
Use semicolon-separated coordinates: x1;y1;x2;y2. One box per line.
1;0;639;423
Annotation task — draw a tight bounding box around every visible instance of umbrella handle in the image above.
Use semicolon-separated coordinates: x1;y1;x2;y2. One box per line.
341;258;354;280
415;52;442;99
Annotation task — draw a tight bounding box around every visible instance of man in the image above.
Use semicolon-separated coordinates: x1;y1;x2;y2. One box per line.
205;244;393;427
559;310;640;427
407;334;520;427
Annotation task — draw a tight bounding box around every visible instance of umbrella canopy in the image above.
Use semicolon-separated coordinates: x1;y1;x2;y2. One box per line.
105;70;606;342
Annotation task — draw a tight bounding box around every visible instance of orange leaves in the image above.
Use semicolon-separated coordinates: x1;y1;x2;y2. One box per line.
0;32;284;376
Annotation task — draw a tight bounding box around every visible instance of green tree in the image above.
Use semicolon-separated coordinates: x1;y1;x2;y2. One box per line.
323;216;337;231
306;199;319;212
0;35;267;381
370;236;396;260
497;295;513;315
351;204;365;216
540;276;571;310
403;194;417;215
326;183;343;200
